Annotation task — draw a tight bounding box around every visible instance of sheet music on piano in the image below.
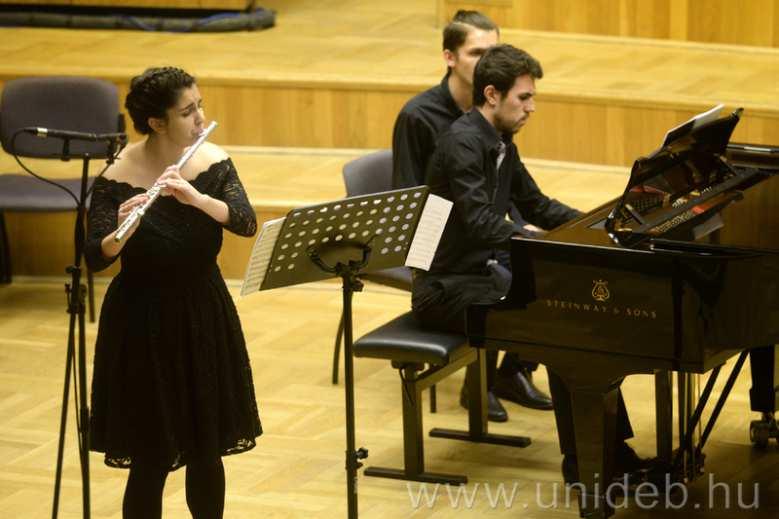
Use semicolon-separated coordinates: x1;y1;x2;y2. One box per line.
240;217;285;296
661;103;724;147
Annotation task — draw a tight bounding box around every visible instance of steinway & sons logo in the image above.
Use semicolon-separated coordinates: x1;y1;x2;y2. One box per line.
591;279;610;302
541;279;657;320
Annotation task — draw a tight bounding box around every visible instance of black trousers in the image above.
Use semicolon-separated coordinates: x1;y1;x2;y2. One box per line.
412;261;537;389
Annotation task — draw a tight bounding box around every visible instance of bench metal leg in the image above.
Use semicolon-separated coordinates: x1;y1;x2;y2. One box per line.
364;365;467;485
430;350;532;448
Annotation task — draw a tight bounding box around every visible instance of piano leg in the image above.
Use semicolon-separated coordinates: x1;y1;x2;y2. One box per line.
748;345;779;447
549;369;621;519
654;371;673;465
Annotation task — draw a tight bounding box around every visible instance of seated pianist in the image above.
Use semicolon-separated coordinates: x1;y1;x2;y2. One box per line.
411;43;649;482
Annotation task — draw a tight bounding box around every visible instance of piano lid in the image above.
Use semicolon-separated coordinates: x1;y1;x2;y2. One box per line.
604;107;760;248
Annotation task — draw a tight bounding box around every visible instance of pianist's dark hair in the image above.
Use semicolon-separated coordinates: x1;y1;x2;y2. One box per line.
472;44;543;106
125;66;196;135
443;10;499;53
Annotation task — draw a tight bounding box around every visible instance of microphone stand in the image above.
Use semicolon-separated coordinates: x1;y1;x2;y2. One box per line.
51;139;91;519
9;128;125;519
8;133;126;519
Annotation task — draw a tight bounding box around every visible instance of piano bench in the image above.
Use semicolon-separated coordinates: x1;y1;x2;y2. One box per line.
353;312;530;485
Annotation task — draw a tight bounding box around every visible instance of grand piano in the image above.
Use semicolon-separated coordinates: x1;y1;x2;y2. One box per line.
467;108;779;518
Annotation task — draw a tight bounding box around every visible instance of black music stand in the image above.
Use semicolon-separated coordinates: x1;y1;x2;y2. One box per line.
241;186;450;519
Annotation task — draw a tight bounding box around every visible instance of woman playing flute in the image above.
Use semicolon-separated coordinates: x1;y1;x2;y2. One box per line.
85;66;261;519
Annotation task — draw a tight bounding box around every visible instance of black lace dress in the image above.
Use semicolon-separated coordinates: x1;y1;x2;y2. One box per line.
85;158;262;470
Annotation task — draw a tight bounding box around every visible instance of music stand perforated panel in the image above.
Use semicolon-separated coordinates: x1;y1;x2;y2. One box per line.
261;186;429;291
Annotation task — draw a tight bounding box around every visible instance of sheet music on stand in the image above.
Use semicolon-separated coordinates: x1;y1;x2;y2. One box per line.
241;186;452;295
240;217;284;295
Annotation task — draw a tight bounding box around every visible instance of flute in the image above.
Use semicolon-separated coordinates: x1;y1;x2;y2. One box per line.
114;121;218;242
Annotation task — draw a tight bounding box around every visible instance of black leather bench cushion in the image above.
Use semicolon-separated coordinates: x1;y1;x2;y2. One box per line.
354;311;469;366
0;174;91;211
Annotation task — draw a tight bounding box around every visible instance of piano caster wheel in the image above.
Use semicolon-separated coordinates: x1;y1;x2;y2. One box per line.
750;413;777;449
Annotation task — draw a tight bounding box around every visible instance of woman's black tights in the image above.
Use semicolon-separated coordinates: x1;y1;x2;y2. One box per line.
123;457;225;519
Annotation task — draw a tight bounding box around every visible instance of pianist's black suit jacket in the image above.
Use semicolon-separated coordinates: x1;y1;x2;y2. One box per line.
411;109;581;330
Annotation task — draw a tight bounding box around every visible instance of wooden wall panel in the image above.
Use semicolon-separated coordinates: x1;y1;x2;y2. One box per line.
91;81;779;166
516;100;779;166
439;0;779;47
100;82;415;150
3;76;776;168
2;75;776;169
470;96;775;166
3;212;85;278
197;85;415;150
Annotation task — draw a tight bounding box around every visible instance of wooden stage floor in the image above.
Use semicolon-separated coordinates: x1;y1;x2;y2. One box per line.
0;280;777;518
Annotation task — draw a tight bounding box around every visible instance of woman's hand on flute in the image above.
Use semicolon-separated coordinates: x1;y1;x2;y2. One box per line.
118;193;149;229
158;165;229;224
101;193;148;258
158;165;205;207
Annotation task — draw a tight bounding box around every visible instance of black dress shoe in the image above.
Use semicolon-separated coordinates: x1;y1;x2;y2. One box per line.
492;368;553;410
562;456;645;491
459;385;508;422
615;442;652;474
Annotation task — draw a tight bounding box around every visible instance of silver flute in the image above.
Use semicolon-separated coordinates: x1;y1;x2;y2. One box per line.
114;121;218;242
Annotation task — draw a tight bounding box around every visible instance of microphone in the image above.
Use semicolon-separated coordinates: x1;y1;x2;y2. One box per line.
24;126;127;143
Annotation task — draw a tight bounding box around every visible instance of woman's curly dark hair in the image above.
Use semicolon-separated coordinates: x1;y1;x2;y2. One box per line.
125;67;196;135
